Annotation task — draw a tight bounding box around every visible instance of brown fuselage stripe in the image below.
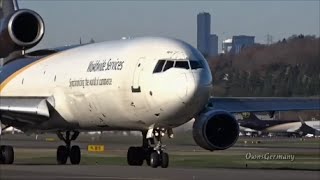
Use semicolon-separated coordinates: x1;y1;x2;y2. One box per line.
0;54;57;93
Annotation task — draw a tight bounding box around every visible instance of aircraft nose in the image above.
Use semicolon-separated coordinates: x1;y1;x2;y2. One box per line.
183;70;212;108
149;69;211;113
192;68;213;88
170;71;211;104
148;69;211;126
173;73;189;100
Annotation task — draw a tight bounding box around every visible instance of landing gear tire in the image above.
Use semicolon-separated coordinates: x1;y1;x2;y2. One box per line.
57;145;68;165
70;145;81;165
0;145;14;164
56;131;81;165
150;152;160;168
127;147;134;165
149;151;169;168
145;148;154;166
127;147;144;166
128;129;172;168
135;147;144;166
160;152;169;168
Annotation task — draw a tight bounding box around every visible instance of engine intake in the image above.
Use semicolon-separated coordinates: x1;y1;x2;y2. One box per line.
0;9;45;58
193;110;239;151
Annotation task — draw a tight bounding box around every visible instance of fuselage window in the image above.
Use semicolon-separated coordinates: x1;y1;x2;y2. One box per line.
190;60;203;69
175;61;190;70
163;60;174;72
153;60;166;73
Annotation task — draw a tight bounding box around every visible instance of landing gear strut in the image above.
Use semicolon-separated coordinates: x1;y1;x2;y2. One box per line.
56;131;81;165
127;128;170;168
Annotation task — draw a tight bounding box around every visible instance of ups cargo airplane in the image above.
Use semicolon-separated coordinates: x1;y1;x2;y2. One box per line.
239;113;320;137
0;0;319;168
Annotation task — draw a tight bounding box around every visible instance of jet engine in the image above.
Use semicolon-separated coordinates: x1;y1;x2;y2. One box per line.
193;110;239;151
0;9;45;58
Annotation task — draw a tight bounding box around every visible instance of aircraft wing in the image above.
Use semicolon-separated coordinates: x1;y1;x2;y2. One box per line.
286;127;300;133
239;126;257;132
0;97;52;129
208;97;320;113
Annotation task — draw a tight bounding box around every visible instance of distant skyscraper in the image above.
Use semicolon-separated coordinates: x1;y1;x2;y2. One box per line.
197;12;211;57
209;34;218;57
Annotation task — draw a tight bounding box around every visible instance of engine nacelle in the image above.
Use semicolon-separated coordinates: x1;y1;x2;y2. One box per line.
193;110;239;151
0;9;45;58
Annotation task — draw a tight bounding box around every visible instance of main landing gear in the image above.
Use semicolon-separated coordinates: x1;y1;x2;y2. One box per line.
0;123;14;164
56;131;81;165
127;128;171;168
0;145;14;164
0;125;14;164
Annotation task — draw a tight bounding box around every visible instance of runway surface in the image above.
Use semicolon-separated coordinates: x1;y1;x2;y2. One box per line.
1;135;319;179
1;137;319;154
1;165;319;180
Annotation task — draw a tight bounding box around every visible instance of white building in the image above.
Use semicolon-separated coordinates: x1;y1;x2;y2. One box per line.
222;36;255;54
222;38;233;54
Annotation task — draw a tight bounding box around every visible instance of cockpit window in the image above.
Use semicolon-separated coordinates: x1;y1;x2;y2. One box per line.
163;61;174;72
175;61;190;70
153;60;193;73
153;60;166;73
190;60;203;69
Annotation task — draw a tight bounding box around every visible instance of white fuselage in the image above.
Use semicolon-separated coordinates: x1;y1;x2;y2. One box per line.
0;37;212;131
264;121;320;133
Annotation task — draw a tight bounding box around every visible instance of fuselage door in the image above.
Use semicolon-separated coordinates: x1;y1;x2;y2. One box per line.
131;57;145;93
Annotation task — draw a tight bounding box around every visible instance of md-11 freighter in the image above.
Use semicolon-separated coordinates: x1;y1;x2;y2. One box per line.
239;113;320;137
0;0;319;168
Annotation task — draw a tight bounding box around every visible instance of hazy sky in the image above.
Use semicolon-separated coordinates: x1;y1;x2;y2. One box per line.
18;0;320;51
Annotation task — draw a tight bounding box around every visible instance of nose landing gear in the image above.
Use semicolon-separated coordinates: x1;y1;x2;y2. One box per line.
127;128;171;168
149;129;169;168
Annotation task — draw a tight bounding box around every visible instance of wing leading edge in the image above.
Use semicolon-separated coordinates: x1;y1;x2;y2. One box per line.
209;97;320;113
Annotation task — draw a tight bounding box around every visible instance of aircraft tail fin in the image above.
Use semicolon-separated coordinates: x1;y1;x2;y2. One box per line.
242;112;261;121
0;0;19;20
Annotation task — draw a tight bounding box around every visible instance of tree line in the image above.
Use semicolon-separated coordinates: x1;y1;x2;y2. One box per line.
208;35;320;97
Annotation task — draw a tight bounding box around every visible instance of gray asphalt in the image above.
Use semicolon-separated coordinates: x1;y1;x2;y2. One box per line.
1;165;319;180
0;134;320;153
